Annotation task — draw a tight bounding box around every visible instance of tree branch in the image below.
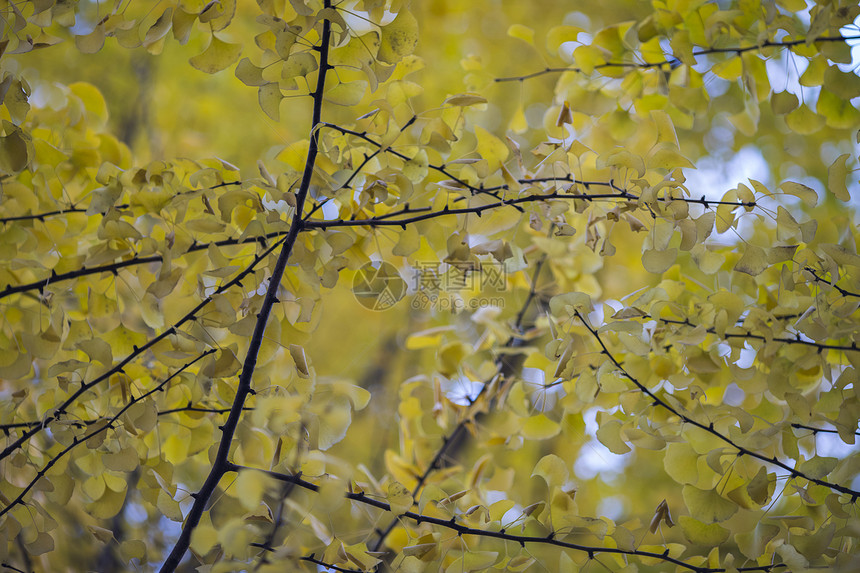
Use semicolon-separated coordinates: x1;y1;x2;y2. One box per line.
495;34;860;82
0;229;287;301
573;310;860;499
0;351;214;519
0;234;287;463
232;463;787;573
369;253;549;553
158;6;333;570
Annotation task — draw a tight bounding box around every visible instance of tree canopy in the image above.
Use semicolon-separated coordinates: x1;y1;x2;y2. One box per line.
1;0;860;572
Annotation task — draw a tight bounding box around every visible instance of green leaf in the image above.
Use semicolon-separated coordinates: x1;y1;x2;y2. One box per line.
549;292;592;317
817;89;860;129
642;248;677;273
282;52;318;78
387;481;413;515
663;442;699;485
235;469;273;511
797;456;838;480
531;454;569;489
646;143;694;170
823;65;860;99
444;93;488;107
75;24;105;54
596;419;631;454
546;25;583;55
0;128;30;174
475;125;509;172
746;466;773;505
289;344;311;377
172;7;197;44
507;24;535;46
143;7;174;48
200;0;236;31
712;57;742;80
770;91;798;115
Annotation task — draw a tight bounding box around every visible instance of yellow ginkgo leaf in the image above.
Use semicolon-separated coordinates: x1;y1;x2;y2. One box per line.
474;125;509;173
679;515;729;545
325;80;368;106
827;153;851;201
779;181;818;207
734;244;767;276
378;9;418;64
682;485;737;523
189;34;242;74
387;481;413;515
507;24;535;46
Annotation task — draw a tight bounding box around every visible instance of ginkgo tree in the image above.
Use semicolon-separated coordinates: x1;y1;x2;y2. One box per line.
1;0;860;571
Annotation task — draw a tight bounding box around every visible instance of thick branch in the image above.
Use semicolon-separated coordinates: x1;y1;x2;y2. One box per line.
158;7;333;571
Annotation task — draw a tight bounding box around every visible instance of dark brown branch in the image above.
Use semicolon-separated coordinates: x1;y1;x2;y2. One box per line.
232;463;786;573
573;310;860;499
251;480;296;570
803;267;860;299
303;185;754;230
0;229;287;301
331;115;417;193
0;181;242;225
0;235;287;464
0;351;214;518
319;121;518;208
158;6;333;570
0;404;251;433
369;253;549;553
495;34;860;82
658;317;860;354
791;423;860;437
0;206;88;224
299;555;364;573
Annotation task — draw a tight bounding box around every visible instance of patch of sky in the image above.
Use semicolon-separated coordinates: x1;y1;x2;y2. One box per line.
596;495;628;521
442;375;484;406
574;406;632;482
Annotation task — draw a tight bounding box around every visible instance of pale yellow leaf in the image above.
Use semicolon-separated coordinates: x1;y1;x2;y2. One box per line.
190;35;242;74
378;9;418;64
